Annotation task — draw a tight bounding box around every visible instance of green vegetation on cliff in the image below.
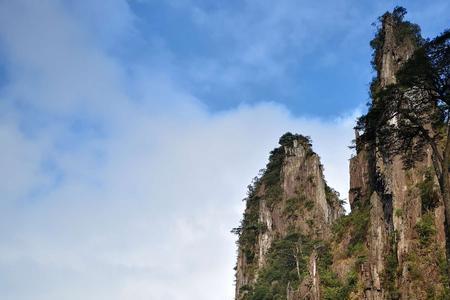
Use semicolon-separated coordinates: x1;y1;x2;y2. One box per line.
369;6;422;73
241;233;354;300
233;132;347;299
232;133;311;271
235;8;449;298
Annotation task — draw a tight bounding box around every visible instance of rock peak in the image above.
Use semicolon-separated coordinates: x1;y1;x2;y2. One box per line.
233;132;343;299
371;6;421;88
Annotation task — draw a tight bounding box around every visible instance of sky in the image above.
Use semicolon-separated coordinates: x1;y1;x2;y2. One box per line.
0;1;448;299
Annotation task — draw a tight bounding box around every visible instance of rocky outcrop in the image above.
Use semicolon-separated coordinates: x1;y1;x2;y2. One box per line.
347;8;448;299
234;7;448;300
234;133;344;299
374;13;417;87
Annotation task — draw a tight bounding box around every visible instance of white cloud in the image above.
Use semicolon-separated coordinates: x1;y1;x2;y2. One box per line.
0;0;357;299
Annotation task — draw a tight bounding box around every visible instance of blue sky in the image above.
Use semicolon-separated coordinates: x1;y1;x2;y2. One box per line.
0;1;448;299
125;1;447;116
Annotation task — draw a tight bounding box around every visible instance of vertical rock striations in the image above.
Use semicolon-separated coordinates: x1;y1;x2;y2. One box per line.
233;133;344;299
233;7;449;300
348;8;448;299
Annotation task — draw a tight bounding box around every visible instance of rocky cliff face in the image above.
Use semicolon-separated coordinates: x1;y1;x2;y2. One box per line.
347;10;448;299
233;133;344;299
234;8;449;300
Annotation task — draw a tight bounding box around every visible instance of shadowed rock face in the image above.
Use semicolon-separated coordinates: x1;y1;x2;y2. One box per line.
234;8;448;300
